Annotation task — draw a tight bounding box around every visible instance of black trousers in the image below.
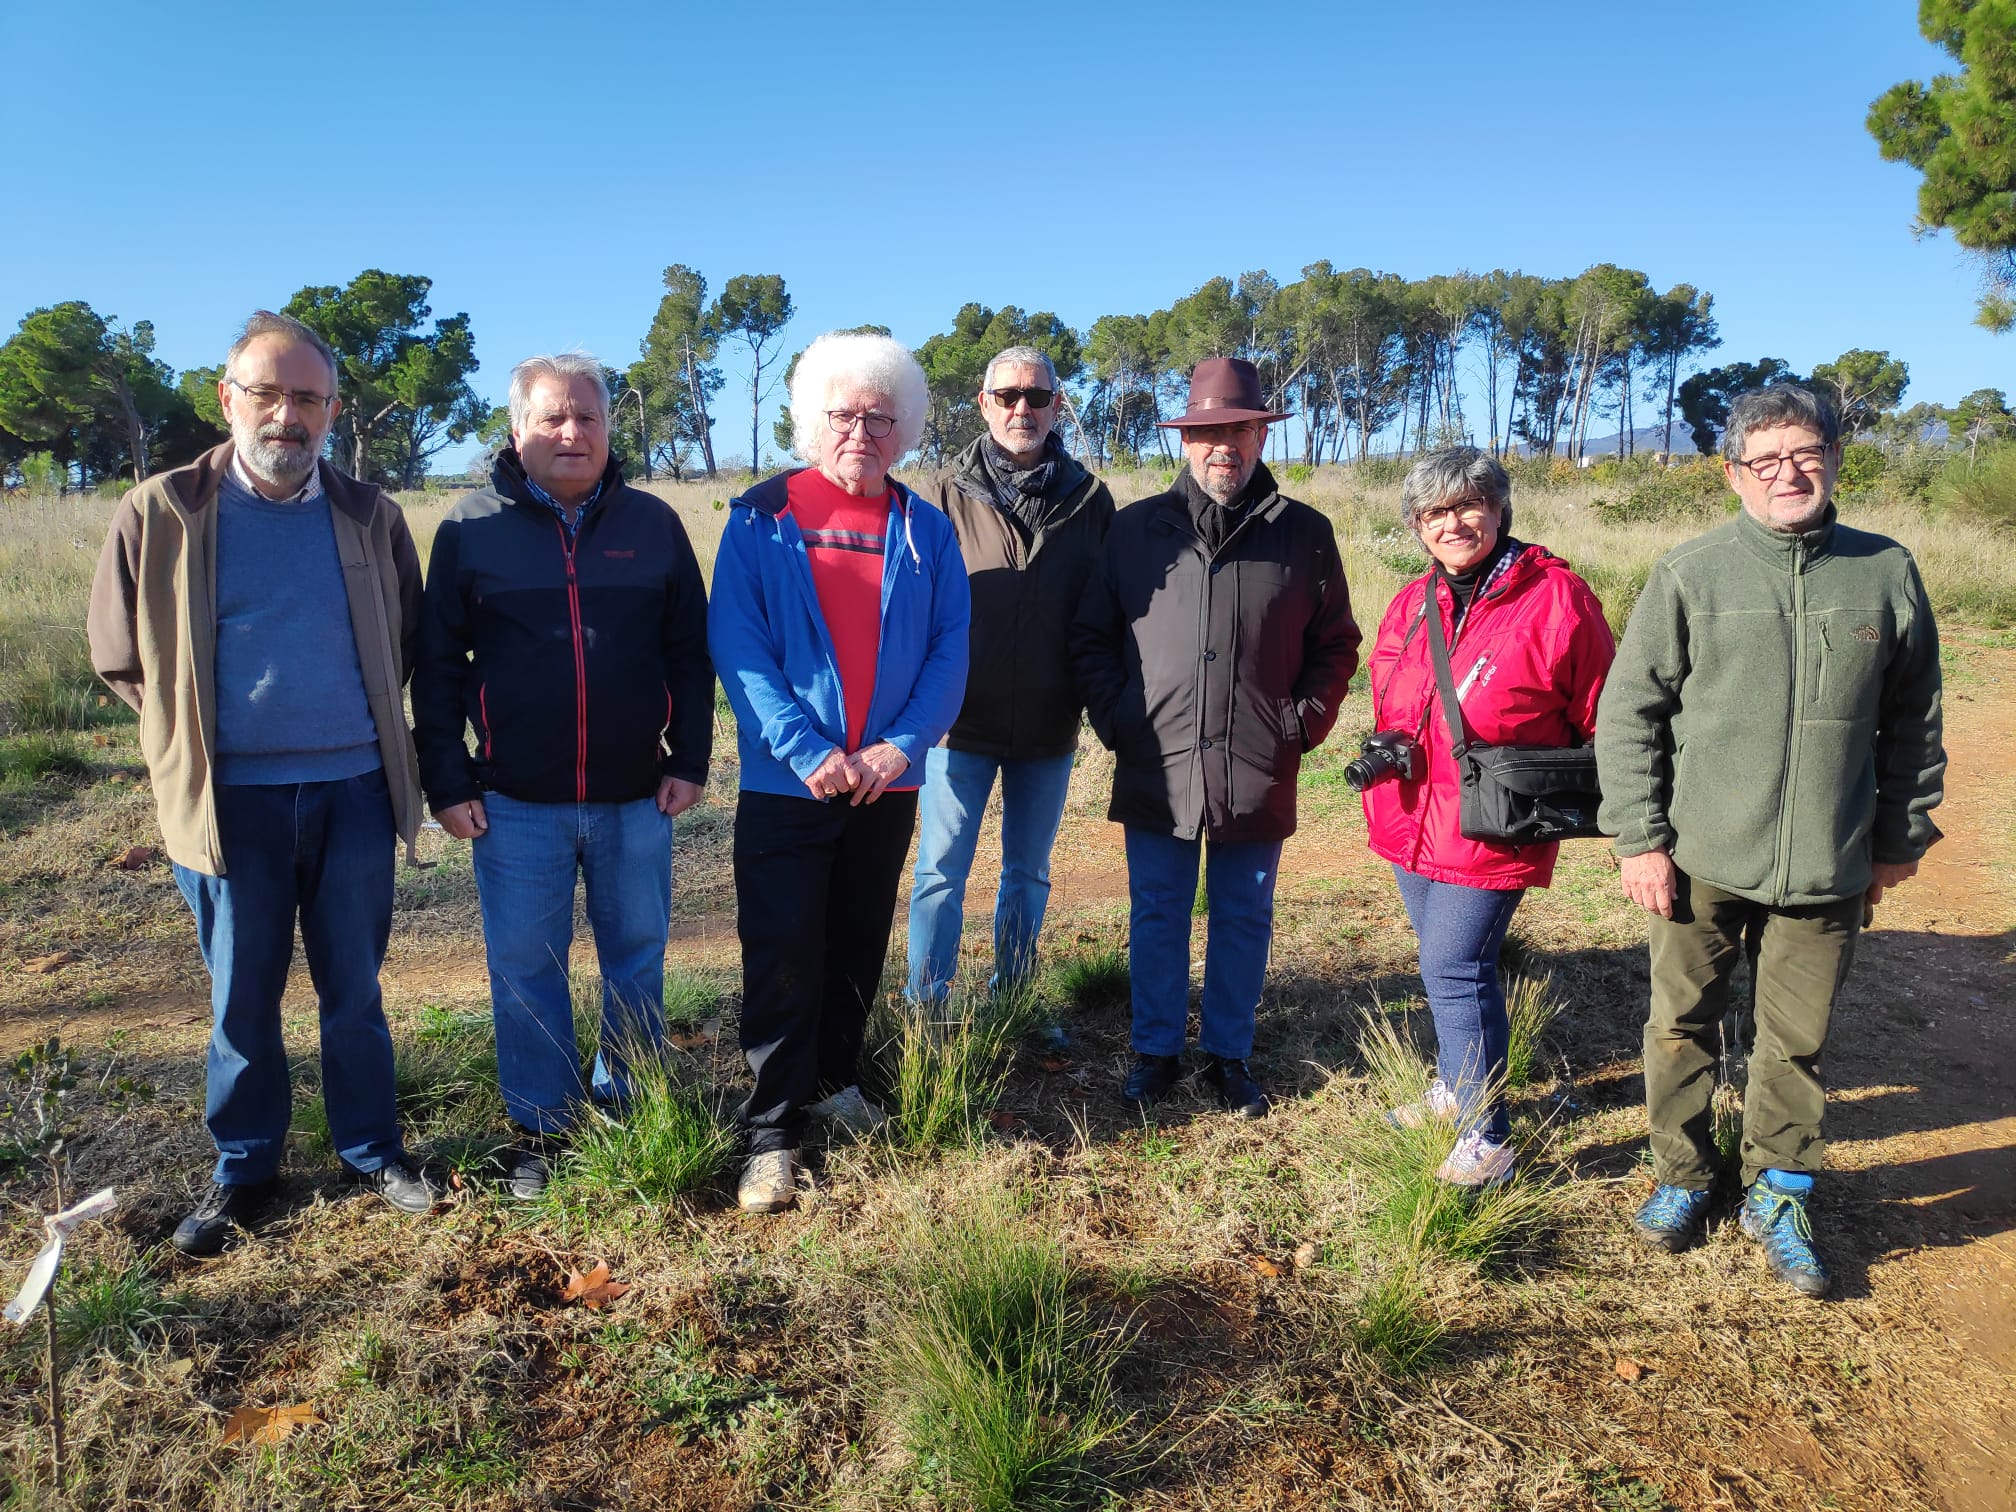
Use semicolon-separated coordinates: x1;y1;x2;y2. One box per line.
734;788;918;1153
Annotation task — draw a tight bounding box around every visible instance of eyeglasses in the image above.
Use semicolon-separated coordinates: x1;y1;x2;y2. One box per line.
227;378;334;413
1733;445;1831;481
1417;498;1495;530
826;410;896;439
985;386;1055;411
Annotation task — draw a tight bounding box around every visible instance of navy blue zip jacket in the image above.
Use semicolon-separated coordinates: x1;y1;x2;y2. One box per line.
413;448;713;809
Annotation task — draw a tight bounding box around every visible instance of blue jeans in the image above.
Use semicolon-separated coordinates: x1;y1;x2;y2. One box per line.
1124;828;1283;1061
1392;865;1525;1144
174;771;404;1186
471;792;672;1134
905;746;1076;1003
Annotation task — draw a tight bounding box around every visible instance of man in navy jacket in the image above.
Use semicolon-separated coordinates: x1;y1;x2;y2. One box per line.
413;353;713;1197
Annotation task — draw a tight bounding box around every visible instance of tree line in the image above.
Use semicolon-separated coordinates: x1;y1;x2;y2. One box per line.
0;259;1957;493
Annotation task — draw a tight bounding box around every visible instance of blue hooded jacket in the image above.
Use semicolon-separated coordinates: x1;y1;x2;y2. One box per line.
709;468;970;798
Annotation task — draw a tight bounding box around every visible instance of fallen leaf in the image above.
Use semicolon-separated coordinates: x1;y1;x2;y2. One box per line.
1039;1056;1072;1074
1248;1255;1285;1279
162;1357;196;1382
986;1110;1026;1132
92;733;109;747
668;1016;720;1050
113;845;158;870
1292;1241;1319;1271
108;771;131;784
1614;1357;1646;1383
561;1261;630;1310
222;1402;319;1445
21;952;78;975
448;1170;465;1191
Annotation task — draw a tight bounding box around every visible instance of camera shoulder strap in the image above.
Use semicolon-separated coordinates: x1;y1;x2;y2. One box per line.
1422;567;1472;759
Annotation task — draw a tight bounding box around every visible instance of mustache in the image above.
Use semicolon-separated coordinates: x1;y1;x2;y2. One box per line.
258;423;311;444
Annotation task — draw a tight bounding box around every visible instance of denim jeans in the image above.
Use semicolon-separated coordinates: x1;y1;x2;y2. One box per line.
173;770;404;1186
1123;827;1283;1061
735;790;918;1154
1392;865;1525;1144
470;791;672;1134
905;746;1076;1004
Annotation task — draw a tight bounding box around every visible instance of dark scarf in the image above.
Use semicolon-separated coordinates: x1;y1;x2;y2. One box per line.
959;433;1087;538
1179;461;1277;555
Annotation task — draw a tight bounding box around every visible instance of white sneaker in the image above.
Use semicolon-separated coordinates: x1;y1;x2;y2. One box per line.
737;1149;799;1213
1436;1131;1515;1188
1387;1077;1461;1131
807;1084;891;1140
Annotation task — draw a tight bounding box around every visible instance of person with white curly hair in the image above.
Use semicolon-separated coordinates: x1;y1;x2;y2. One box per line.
709;330;970;1213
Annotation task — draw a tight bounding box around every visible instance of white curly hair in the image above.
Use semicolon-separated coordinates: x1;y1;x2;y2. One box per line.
788;330;928;463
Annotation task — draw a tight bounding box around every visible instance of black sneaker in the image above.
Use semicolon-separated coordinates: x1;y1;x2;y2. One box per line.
349;1158;439;1214
171;1178;278;1257
504;1133;564;1200
1201;1055;1270;1118
1121;1053;1182;1108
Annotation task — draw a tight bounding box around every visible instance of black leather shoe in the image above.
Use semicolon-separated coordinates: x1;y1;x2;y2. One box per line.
1121;1053;1182;1107
1202;1056;1270;1118
504;1133;564;1201
350;1158;439;1214
171;1179;278;1257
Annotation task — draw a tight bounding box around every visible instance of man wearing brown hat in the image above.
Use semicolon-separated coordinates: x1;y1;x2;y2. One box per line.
1072;358;1361;1115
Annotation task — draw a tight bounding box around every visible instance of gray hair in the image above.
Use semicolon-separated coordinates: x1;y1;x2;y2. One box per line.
1400;445;1514;536
982;344;1058;391
1721;383;1840;460
788;330;929;462
225;310;339;389
509;352;611;432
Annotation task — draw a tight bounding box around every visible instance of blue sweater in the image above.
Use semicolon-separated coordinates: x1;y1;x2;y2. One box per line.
212;474;381;784
708;469;969;799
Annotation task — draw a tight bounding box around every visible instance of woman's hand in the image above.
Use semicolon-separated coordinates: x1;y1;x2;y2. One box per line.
848;742;910;805
804;748;858;803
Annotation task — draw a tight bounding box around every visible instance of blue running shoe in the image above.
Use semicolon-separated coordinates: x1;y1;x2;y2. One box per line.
1740;1171;1831;1298
1632;1184;1712;1253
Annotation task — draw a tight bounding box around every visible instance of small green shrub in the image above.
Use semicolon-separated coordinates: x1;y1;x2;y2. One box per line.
1837;441;1887;492
1933;442;2016;531
876;1199;1128;1512
1590;459;1730;523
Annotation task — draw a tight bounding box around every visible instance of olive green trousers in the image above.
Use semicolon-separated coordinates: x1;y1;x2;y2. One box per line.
1644;873;1863;1189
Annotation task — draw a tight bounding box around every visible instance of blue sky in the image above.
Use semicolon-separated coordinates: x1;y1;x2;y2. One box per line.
1;0;2003;466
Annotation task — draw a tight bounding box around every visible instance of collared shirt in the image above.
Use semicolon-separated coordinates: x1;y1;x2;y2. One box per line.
523;473;604;538
230;450;324;504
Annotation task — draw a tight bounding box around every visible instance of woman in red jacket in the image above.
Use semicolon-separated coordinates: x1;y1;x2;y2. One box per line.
1359;447;1615;1185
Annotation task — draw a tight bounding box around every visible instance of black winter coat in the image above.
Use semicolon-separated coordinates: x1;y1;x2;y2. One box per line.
924;436;1115;759
1071;465;1361;842
413;450;713;809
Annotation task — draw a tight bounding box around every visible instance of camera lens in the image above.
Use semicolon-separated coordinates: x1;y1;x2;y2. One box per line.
1343;749;1396;791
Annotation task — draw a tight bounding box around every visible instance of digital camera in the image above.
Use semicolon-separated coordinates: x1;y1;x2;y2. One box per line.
1343;730;1419;792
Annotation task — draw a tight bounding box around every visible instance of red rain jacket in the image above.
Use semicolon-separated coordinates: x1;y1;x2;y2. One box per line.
1362;544;1615;890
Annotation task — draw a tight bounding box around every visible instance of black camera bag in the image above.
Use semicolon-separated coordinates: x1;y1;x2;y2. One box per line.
1423;566;1605;843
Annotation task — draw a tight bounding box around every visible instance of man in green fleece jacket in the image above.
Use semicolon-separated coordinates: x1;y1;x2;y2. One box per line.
1596;383;1944;1299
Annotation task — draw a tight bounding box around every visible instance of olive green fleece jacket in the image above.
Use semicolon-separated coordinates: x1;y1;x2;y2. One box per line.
1595;504;1944;907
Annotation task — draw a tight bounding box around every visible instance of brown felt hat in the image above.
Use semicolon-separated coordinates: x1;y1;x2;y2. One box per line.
1156;357;1291;429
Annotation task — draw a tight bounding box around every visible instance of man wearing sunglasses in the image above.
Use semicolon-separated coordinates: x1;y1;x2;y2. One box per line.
88;310;437;1255
1598;383;1945;1298
905;346;1114;1012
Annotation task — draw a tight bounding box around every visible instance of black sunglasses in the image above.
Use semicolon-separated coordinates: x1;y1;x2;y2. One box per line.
985;386;1056;410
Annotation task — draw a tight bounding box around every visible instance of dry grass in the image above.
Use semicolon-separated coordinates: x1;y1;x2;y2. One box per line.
0;465;2010;1509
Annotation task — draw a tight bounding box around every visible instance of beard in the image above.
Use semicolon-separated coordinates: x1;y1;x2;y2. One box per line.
1193;452;1255;504
235;420;318;488
996;417;1047;457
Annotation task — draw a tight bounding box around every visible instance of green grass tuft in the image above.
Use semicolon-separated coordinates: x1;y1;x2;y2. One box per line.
876;1198;1129;1511
0;733;92;784
1347;1258;1447;1376
1048;945;1130;1017
55;1251;180;1359
544;1046;736;1213
873;982;1053;1153
1503;970;1563;1091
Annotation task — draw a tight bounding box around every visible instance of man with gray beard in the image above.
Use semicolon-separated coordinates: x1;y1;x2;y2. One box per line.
89;310;437;1256
1072;358;1360;1117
